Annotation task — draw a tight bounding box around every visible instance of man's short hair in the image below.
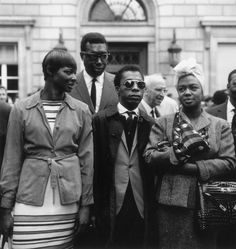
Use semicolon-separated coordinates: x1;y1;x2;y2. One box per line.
80;32;107;52
228;69;236;84
42;49;77;80
114;65;144;88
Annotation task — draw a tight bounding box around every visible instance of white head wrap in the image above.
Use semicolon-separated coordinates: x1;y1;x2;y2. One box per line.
173;58;204;87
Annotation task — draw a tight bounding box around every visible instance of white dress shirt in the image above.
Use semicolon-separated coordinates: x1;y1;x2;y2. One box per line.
140;99;159;119
83;70;104;113
117;102;139;118
227;98;235;127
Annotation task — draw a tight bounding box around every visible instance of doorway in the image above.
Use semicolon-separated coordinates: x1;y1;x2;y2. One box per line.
107;42;147;74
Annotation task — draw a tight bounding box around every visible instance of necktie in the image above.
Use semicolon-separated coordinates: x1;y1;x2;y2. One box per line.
150;109;155;118
232;109;236;149
124;111;137;154
91;78;96;108
150;108;160;119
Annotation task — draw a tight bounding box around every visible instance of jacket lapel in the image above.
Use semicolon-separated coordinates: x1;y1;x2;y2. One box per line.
99;72;114;111
76;72;95;113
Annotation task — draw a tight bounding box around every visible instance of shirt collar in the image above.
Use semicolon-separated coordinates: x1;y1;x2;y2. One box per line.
141;99;152;114
117;102;139;116
26;90;75;110
83;70;104;84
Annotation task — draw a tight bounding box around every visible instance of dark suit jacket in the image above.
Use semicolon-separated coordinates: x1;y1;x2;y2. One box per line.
206;100;227;120
0;102;11;168
70;71;118;114
92;106;155;245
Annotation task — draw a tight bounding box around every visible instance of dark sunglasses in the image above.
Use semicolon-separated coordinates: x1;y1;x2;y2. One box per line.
122;80;146;90
81;51;110;61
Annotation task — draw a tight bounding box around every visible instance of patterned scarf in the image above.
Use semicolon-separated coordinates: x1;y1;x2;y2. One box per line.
172;112;210;164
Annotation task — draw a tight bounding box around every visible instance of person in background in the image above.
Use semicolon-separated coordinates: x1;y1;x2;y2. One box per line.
139;73;178;119
144;58;235;249
70;32;118;114
207;69;236;248
0;49;94;249
0;86;13;105
0;101;11;168
211;89;228;106
93;65;155;248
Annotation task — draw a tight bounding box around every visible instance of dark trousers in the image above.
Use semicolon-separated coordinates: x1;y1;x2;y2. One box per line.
113;182;144;249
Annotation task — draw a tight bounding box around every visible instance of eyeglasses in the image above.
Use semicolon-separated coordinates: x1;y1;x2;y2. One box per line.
122;80;146;90
156;88;168;94
81;51;110;62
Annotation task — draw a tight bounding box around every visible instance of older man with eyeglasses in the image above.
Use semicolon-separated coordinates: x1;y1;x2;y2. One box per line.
139;73;178;119
70;32;118;114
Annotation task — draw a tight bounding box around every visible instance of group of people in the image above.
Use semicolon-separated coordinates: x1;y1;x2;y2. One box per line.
0;32;235;249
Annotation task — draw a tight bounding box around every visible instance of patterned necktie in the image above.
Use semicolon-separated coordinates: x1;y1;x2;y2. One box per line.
91;78;96;108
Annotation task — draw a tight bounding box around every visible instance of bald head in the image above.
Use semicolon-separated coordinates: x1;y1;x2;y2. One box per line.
143;74;167;108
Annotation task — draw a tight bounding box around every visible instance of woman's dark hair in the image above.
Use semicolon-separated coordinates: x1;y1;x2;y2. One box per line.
42;49;77;80
114;65;144;88
80;32;107;52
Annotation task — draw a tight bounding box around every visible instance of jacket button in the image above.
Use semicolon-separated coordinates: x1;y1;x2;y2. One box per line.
51;149;54;153
129;165;132;168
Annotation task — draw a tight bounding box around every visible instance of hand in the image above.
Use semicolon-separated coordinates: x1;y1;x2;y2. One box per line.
75;205;90;235
0;208;13;239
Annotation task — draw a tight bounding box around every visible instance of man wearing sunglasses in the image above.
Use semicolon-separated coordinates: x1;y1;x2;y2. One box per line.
70;32;118;114
139;73;178;119
93;65;155;248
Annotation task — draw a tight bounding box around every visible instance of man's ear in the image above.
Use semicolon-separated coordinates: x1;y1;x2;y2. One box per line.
115;85;120;93
46;66;53;77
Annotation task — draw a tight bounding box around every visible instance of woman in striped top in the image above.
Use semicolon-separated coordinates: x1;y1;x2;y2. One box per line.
0;49;94;249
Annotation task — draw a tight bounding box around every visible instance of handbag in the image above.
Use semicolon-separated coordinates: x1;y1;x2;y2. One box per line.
198;181;236;231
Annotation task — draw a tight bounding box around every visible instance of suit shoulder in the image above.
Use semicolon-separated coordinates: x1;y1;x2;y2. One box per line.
0;102;11;114
206;102;226;115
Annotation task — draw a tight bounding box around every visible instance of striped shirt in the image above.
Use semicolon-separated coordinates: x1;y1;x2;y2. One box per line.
42;101;62;132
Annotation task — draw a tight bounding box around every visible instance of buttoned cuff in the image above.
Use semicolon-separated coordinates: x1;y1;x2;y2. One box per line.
0;196;14;209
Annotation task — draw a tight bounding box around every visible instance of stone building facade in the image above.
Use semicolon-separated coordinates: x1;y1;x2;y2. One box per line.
0;0;236;100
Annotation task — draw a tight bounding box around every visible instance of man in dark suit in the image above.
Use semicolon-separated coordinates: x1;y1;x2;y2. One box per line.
93;65;155;248
70;32;118;114
0;101;11;168
206;69;236;249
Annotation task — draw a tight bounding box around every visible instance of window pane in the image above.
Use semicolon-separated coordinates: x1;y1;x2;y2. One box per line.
7;65;18;76
0;44;18;63
7;79;18;90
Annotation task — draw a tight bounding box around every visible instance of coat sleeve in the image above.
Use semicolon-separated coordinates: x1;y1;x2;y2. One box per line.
77;106;94;206
196;120;236;182
0;104;24;209
144;119;179;169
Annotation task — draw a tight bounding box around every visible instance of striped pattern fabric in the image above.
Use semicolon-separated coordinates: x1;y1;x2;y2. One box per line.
42;101;62;132
12;213;76;249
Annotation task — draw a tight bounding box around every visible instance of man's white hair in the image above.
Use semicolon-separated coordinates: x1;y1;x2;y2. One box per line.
144;73;166;88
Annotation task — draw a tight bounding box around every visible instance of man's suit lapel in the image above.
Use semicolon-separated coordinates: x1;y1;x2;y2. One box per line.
76;72;95;113
99;72;114;111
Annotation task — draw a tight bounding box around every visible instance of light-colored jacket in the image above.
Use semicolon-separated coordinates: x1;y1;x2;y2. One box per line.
0;91;94;209
144;110;236;208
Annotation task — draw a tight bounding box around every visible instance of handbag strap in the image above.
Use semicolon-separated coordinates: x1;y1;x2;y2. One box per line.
203;192;227;212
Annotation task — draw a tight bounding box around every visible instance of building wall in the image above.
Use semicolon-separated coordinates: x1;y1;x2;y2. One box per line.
0;0;235;98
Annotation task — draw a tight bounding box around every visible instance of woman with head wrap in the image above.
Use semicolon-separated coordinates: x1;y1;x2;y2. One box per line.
144;58;236;249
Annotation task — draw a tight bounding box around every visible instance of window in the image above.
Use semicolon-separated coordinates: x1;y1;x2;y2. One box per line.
0;43;19;102
90;0;147;21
